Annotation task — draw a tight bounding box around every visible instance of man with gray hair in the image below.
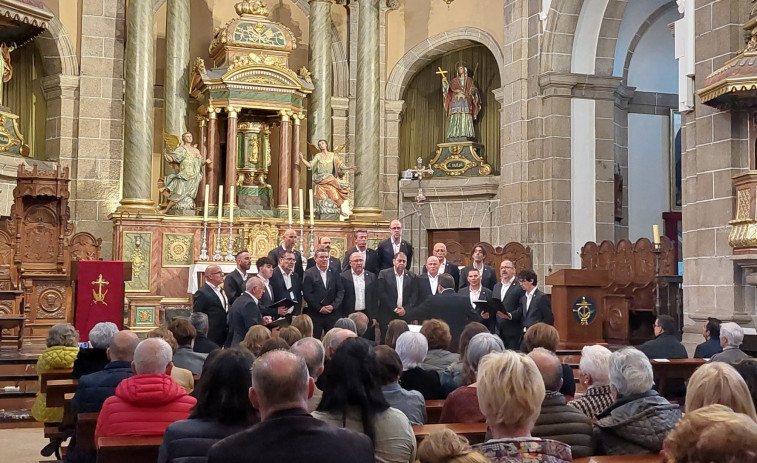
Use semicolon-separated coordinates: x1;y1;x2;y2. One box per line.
290;337;325;412
710;322;750;363
189;312;219;353
95;338;196;441
226;277;272;347
208;350;374;463
73;321;119;378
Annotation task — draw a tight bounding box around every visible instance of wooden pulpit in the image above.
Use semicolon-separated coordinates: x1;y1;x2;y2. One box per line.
545;269;609;349
71;262;132;340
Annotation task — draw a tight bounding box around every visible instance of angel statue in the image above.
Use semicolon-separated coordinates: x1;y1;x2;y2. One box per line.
299;139;357;219
159;132;209;214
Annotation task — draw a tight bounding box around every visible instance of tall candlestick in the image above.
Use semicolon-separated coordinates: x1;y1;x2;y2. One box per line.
218;185;224;222
287;188;293;225
309;189;315;226
652;224;660;245
203;184;209;221
299;188;305;225
229;187;235;223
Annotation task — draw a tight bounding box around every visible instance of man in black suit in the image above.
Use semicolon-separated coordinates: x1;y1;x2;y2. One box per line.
255;256;288;319
342;229;379;274
377;219;414;270
303;247;345;338
423;242;460;290
492;259;524;350
377;251;415;340
415;256;442;304
504;270;554;343
410;273;477;353
637;315;688;359
459;244;497;291
207;350;374;463
340;252;377;323
226;278;271;347
223;250;251;307
457;267;494;331
192;265;228;346
189;312;219;353
694;317;723;359
306;236;341;272
268;228;304;278
270;249;303;316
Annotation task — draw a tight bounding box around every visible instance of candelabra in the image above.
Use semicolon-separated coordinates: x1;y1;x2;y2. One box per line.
212;218;223;261
198;219;209;261
225;220;235;261
299;221;305;258
308;223;315;260
652;241;662;313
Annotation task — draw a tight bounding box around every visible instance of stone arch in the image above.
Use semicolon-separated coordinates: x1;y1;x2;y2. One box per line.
594;0;628;75
541;0;583;73
33;16;79;77
385;27;504;102
621;1;678;85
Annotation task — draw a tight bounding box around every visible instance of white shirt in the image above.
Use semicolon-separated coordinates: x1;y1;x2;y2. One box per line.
258;275;273;300
392;239;401;255
438;259;447;274
207;282;227;311
319;267;328;288
472;262;485;273
468;287;481;308
525;287;537;313
236;268;248;282
500;276;516;301
352;270;366;311
395;271;404;307
428;274;438;295
279;266;293;289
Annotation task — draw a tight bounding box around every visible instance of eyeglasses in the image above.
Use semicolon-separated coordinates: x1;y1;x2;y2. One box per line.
390;227;402;230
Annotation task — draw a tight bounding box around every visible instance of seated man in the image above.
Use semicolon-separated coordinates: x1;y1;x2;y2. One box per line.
168;318;208;376
189;312;220;354
73;322;119;379
375;345;425;425
94;338;196;442
694;317;723;359
290;337;326;412
637;314;687;359
711;322;750;363
528;348;594;458
207;350;374;463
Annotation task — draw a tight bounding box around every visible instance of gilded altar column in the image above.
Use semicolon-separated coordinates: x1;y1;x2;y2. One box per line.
278;110;292;214
207;106;220;206
353;0;382;218
119;0;155;211
225;107;239;209
307;0;333;144
197;115;208;205
292;113;303;212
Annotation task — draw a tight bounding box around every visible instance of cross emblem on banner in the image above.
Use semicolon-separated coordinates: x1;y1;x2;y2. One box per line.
92;273;109;306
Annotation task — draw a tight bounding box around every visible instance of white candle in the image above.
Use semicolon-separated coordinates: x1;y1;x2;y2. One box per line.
218;185;224;222
287;188;293;225
653;224;660;245
309;189;314;226
299;189;304;225
229;187;235;224
203;184;209;221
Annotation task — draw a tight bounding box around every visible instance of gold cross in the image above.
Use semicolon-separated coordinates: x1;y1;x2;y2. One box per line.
92;273;109;305
436;67;448;79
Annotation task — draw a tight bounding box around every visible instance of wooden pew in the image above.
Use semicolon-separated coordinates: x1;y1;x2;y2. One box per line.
413;422;488;445
40;369;74;443
46;379;78;407
96;435;163;463
76;412;99;451
40;369;74;393
574;455;663;463
650;359;705;400
425;399;444;424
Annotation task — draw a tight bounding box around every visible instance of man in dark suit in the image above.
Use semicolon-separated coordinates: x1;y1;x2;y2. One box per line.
189;312;219;353
410;273;477;353
637;314;688;359
377;219;414;270
460;244;497;291
492;259;524;350
223;250;251;307
342;229;379;275
303;247;345;338
423;242;460;290
270;249;303;316
192;265;228;346
504;270;554;343
415;256;442;304
457;267;494;331
377;251;415;340
694;317;723;358
255;256;287;319
306;236;341;272
226;278;271;347
268;228;305;278
207;350;374;463
340;252;377;322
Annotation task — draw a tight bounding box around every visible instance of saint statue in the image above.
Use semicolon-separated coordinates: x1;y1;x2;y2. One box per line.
440;65;482;140
299;140;356;219
0;43;16;106
160;132;209;214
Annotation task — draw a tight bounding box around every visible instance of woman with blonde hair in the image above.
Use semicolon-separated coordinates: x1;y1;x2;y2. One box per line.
239;325;271;357
291;313;314;338
416;428;488;463
685;361;757;420
385;319;409;349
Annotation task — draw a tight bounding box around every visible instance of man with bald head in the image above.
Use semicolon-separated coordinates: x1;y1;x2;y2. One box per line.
226;277;272;347
208;350;374;463
528;348;594;458
423;242;460;290
377;219;414;270
340;250;378;329
415;256;442;304
268;228;304;278
306;236;342;272
193;264;228;345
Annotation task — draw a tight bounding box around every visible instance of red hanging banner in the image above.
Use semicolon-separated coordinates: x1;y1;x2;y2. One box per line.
74;261;125;342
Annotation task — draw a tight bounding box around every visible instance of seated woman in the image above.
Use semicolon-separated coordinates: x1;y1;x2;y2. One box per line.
441;322;489;396
417;428;489;463
685;361;757;420
395;331;443;400
159;348;259;463
32;323;80;424
385;319;409;349
474;350;572;462
239;325;271;357
524;323;576;398
291;314;314;338
594;348;681;455
374;345;426;425
313;337;417;463
568;344;614;420
420;319;459;374
440;333;504;423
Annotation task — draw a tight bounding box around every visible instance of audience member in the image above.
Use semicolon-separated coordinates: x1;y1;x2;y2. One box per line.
733;358;757;410
685;361;757;420
33;323;80;423
328;327;358;357
321;327;342;361
440;333;504;423
159;349;259;463
662;404;757;463
95;338;196;442
523;323;576;398
239;325;270;356
693;317;722;359
147;328;194;393
207;350;374;463
594;348;681;455
440;322;489;396
636;315;687;359
416;428;488;463
73;322;118;378
168;318;208;375
313;338;417;463
290;337;326;412
259;337;291;355
190;312;220;353
375;345;426;425
385;319;409;349
568;345;613;419
420;319;459;374
291;313;314;338
334;317;358;333
528;348;594;458
710;322;750;363
349;311;372;339
396;331;443;400
278;326;303;346
473;351;571;462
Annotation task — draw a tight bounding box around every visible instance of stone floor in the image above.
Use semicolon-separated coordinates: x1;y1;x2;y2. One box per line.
0;427;56;463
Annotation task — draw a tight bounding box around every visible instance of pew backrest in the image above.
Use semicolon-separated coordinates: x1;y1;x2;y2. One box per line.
96;435;163;463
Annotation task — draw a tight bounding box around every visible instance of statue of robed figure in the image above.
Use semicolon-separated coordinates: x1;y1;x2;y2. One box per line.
440;65;482;141
160;132;209;214
299;140;356;220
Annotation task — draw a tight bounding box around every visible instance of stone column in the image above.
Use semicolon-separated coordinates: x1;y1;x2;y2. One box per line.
163;0;190;175
197;115;208;205
292;113;303;210
278;110;292;214
119;0;155;211
207;106;220;205
353;0;382;219
307;0;333;144
225;107;239;208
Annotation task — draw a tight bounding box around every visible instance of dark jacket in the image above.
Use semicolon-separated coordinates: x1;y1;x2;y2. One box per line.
192;333;219;354
400;367;444;400
636;333;688;359
510;288;554;331
693;337;722;359
223;269;247;308
225;292;263;348
460;265;497;291
307;255;342;274
72;361;134;414
302;265;345;337
377;238;414;270
532;391;594;458
594;390;681;455
414;273;441;305
207;408;375;463
72;348;110;379
270;266;303;315
158;418;250;463
457;286;494;331
410;289;477;353
173;346;208;376
342;247;380;275
423;259;460;290
340;269;378;319
268;246;304;279
492;278;525;349
193;284;228;346
377;268;416;330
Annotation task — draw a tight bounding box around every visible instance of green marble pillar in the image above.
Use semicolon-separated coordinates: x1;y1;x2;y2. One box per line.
163;0;190;175
120;0;156;211
307;0;333;145
353;0;382;218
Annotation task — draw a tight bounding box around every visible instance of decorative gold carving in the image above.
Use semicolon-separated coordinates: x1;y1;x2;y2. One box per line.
737;188;751;220
432;147;477;176
130;244;145;278
37;287;64;318
243;223;279;258
329;237;346;261
235;0;269;17
0;115;21;152
91;274;109;306
193;57;207;75
298;66;312;83
163;233;194;267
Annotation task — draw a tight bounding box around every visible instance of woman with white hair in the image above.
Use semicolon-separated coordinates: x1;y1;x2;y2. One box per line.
396;331;443;400
568;345;613;419
72;321;119;378
440;333;504;423
710;322;750;364
594;347;681;455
